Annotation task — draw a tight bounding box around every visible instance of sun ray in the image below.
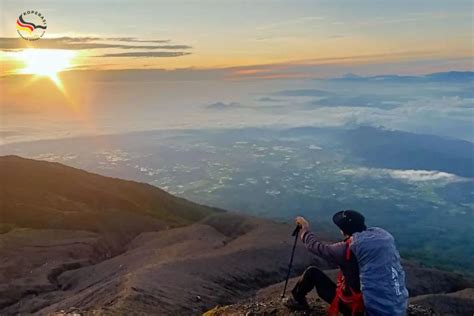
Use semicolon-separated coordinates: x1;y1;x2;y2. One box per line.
14;49;76;94
49;73;65;92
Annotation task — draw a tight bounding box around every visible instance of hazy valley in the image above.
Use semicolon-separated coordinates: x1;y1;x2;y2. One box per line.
1;156;473;315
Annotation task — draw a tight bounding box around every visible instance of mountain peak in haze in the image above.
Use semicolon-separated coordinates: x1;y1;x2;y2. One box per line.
341;72;361;79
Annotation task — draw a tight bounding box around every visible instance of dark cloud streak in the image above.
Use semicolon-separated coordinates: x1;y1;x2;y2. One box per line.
108;37;170;43
99;51;191;58
0;37;191;51
205;102;244;110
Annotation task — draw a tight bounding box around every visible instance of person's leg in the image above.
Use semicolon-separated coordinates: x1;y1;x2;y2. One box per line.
291;266;337;303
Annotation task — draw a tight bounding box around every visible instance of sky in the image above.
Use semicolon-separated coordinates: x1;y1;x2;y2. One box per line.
1;0;472;75
0;0;473;144
1;1;472;276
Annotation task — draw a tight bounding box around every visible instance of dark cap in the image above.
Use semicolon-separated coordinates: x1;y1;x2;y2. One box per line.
332;210;366;235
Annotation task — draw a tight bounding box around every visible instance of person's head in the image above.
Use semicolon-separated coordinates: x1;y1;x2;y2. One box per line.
332;210;366;237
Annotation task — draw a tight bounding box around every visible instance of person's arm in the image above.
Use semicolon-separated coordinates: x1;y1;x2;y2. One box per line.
295;216;346;266
301;230;346;266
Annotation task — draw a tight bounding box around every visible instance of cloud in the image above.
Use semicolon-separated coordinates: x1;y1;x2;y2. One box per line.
434;86;474;99
357;17;418;26
108;37;170;43
223;55;473;81
337;167;468;184
388;169;465;182
304;95;409;110
333;71;474;83
256;16;325;31
205;102;244;110
98;51;191;58
274;89;333;97
0;37;191;51
64;68;228;81
256;97;284;102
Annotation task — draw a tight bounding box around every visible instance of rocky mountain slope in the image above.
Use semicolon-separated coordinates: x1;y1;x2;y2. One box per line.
205;273;473;316
1;156;473;315
204;297;435;316
1;155;216;230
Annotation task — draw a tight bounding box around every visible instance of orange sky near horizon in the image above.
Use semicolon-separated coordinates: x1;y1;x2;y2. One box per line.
0;0;472;141
1;0;472;82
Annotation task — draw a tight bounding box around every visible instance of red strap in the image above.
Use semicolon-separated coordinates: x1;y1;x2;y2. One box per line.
328;280;364;316
328;279;343;316
328;238;364;316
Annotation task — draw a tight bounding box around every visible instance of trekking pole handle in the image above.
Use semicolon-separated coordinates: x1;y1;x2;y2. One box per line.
292;224;302;236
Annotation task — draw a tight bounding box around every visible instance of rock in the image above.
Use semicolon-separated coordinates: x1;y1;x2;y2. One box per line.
206;297;435;316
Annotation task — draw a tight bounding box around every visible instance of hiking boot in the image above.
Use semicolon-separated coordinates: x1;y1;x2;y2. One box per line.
282;296;310;310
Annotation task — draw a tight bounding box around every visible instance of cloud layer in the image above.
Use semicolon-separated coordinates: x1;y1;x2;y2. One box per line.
205;102;244;110
337;167;468;184
99;51;191;58
0;37;192;58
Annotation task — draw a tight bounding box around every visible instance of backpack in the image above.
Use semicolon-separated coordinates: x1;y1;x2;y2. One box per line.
350;227;409;316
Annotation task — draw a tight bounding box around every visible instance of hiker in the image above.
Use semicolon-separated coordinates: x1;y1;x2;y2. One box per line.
283;210;408;316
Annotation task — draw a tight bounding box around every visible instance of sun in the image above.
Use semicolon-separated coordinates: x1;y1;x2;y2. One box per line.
16;49;76;90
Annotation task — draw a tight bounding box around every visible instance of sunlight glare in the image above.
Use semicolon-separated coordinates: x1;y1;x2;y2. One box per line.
16;49;77;91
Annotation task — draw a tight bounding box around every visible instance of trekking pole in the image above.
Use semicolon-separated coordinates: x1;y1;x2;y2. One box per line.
281;224;302;298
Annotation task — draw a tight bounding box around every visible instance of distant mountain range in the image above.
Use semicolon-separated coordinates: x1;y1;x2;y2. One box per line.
334;71;474;83
339;126;474;178
283;125;474;178
0;156;473;315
